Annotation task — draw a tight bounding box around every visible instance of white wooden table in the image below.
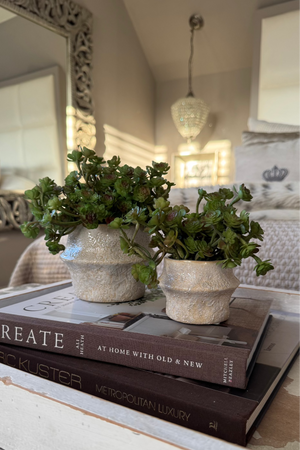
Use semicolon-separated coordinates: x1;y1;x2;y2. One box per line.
0;284;299;450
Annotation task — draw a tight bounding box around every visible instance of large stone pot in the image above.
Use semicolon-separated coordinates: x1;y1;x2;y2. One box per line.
60;225;150;303
159;258;240;324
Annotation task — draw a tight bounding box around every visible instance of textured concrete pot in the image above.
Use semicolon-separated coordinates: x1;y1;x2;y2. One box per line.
60;225;150;302
159;258;240;324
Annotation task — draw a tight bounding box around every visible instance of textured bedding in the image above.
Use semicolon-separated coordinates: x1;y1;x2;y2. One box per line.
168;182;300;291
168;182;300;217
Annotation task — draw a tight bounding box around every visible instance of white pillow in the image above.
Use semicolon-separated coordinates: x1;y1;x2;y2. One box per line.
0;174;35;191
248;117;300;133
234;139;300;183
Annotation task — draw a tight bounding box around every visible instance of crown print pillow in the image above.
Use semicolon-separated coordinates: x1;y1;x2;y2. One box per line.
234;138;299;183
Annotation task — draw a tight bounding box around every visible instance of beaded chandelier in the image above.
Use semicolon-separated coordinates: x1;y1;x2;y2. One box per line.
171;14;209;142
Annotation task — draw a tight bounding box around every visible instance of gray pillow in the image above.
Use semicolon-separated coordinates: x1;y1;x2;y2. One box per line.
242;131;300;146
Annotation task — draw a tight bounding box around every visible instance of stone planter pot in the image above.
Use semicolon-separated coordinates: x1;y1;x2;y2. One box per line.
159;258;240;324
60;225;151;303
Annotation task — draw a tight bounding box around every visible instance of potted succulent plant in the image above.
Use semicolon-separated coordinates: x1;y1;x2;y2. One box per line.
21;147;173;302
109;184;274;324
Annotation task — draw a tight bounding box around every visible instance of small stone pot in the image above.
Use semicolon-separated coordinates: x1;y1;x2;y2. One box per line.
159;258;240;324
60;225;150;303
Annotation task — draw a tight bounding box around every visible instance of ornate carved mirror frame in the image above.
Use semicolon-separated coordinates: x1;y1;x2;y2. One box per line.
0;0;95;231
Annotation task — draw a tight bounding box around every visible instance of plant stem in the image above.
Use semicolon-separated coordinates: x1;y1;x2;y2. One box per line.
133;242;153;259
51;219;82;226
175;239;189;258
156;251;166;266
209;229;217;245
131;246;149;262
196;194;204;214
253;255;262;264
229;194;240;207
131;223;140;242
60;208;79;218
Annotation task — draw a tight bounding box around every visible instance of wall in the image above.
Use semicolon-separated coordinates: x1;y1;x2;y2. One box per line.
155;67;252;180
75;0;156;153
0;0;156;155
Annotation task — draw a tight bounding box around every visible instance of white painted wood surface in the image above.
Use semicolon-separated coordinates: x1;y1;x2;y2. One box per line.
0;365;239;450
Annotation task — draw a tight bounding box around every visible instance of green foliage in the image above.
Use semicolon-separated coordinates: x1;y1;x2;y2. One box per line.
112;184;274;289
21;147;174;254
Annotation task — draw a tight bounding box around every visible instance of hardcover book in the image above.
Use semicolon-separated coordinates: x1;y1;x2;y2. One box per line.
0;282;272;388
0;310;298;446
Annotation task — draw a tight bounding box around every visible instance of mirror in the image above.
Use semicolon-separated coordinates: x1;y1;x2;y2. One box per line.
0;0;95;230
250;2;300;125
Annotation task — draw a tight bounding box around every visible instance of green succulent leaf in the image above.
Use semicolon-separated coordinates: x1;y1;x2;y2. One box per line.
40;212;52;227
133;185;151;202
182;214;204;234
249;220;264;241
125;207;148;225
237;184;253;202
195;241;214;259
114;177;132;197
119;236;129;253
184;236;199;253
219;188;234;200
163;230;177;247
222;228;237;245
39;177;57;194
65;171;80;186
67;150;84;163
24;186;41;200
131;263;158;288
101;173;118;187
107;156;121;168
133;166;147;178
108;218;124;229
46;241;66;255
81;147;95;158
29;204;44;220
117;199;133;214
240;242;259;258
154;197;170;210
149;177;165;188
20;222;40;239
203;210;222;225
165;208;186;226
222;259;238;269
150;161;170;175
254;259;274;276
47;196;61;211
223;211;243;228
119;164;134;178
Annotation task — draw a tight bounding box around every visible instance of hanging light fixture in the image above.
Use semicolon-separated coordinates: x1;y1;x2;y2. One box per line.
171;14;209;143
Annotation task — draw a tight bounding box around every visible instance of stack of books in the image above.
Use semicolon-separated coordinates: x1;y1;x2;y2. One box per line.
0;281;298;446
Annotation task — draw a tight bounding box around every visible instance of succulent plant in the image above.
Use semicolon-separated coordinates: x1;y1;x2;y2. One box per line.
109;184;274;289
21;147;174;254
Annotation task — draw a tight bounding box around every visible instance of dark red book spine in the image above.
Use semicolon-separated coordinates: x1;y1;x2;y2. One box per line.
0;313;250;388
0;343;256;446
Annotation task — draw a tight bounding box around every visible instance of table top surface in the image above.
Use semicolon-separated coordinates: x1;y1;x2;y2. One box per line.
0;282;299;450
